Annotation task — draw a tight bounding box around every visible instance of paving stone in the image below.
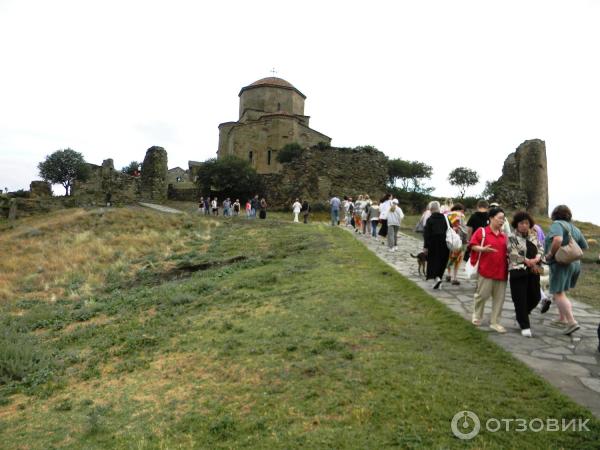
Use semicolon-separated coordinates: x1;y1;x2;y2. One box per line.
530;350;564;360
544;346;574;355
567;355;599;365
579;377;600;394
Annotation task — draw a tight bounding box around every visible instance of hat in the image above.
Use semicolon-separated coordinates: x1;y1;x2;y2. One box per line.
490;202;500;207
392;199;399;204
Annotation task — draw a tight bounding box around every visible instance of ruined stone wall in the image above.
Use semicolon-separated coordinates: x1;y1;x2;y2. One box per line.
140;146;168;202
498;139;549;216
262;146;388;208
73;159;140;205
168;183;200;202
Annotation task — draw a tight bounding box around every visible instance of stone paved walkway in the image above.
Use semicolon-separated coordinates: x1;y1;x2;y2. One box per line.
138;202;184;214
350;229;600;418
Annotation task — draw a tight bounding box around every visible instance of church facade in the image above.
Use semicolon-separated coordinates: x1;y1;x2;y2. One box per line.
217;77;331;174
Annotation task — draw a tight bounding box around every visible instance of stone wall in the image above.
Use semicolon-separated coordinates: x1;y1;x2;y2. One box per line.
73;159;140;205
499;139;549;216
140;146;168;202
29;181;52;197
262;145;388;208
168;183;200;202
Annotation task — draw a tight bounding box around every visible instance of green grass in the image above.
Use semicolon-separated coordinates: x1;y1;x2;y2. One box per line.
0;209;599;448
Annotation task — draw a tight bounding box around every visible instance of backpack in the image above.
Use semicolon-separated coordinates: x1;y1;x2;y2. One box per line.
444;215;463;252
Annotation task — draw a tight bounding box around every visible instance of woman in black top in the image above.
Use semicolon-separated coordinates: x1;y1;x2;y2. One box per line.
423;201;450;289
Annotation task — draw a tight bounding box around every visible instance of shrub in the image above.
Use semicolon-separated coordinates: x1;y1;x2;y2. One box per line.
276;143;303;163
0;327;54;387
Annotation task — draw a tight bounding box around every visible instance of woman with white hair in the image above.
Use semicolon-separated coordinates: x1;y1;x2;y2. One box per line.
386;199;404;251
423;201;450;289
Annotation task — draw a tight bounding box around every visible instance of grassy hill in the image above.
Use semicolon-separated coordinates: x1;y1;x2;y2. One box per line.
0;207;599;449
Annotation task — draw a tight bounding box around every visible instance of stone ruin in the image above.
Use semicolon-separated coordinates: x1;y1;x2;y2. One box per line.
140;146;168;202
262;145;388;208
497;139;549;216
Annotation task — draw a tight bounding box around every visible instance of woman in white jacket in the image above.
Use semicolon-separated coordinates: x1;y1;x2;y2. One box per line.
386;199;404;251
292;198;302;222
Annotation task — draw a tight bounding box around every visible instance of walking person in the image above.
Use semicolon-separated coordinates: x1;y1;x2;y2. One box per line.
301;200;310;224
233;199;241;216
378;194;392;244
330;195;341;226
198;197;204;214
369;202;380;238
469;207;509;333
211;197;218;216
508;211;544;337
464;199;489;263
423;201;450;289
204;197;211;216
245;199;251;218
292;198;302;223
259;198;268;219
544;205;589;335
445;203;467;285
386;199;404;251
251;195;259;218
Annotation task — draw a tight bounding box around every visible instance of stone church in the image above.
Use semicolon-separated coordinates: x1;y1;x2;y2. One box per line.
217;77;331;174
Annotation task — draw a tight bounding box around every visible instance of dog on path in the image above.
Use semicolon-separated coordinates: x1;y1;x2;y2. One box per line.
410;252;427;277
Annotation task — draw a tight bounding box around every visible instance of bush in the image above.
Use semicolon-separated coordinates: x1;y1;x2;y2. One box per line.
276;143;303;163
0;327;54;387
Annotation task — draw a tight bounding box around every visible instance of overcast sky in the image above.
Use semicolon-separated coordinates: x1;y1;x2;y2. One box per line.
1;0;599;224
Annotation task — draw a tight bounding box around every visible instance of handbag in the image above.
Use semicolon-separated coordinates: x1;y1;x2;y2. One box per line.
554;221;583;265
444;214;463;252
465;227;485;279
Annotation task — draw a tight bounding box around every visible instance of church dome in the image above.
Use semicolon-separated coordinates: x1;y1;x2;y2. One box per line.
249;77;295;88
239;76;306;99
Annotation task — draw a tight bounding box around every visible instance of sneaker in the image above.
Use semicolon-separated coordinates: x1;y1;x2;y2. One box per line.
490;324;507;333
563;323;580;335
540;298;551;314
433;277;442;289
521;328;533;337
445;275;452;282
471;318;481;327
451;280;460;286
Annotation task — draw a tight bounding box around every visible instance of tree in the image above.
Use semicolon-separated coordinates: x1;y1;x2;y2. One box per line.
38;148;90;196
195;156;263;201
483;180;528;210
388;158;433;192
121;161;141;176
448;167;479;199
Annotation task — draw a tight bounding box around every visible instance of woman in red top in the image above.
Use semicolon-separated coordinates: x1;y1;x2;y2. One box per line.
469;207;509;333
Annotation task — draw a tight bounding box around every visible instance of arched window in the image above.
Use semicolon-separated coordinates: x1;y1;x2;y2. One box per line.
248;151;253;164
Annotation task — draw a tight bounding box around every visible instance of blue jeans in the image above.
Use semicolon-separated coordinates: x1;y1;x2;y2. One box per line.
371;220;378;237
331;208;339;226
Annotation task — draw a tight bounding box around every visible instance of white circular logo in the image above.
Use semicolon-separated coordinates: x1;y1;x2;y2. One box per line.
451;410;481;440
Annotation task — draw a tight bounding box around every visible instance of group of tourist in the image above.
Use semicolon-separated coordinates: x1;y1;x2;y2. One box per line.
198;195;268;219
329;194;405;251
418;199;589;338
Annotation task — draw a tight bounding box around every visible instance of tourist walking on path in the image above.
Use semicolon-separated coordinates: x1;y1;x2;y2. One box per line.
414;202;432;233
464;199;489;262
211;197;219;216
245;199;251;218
445;203;467;285
233;199;241;216
544;205;589;335
353;195;364;233
423;201;450;289
292;198;302;223
362;195;372;235
204;197;211;216
259;198;267;219
386;199;404;251
330;195;341;226
469;207;509;333
198;197;204;214
368;202;380;238
378;194;392;242
251;195;259;218
301;200;310;224
508;211;544;337
223;198;231;217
